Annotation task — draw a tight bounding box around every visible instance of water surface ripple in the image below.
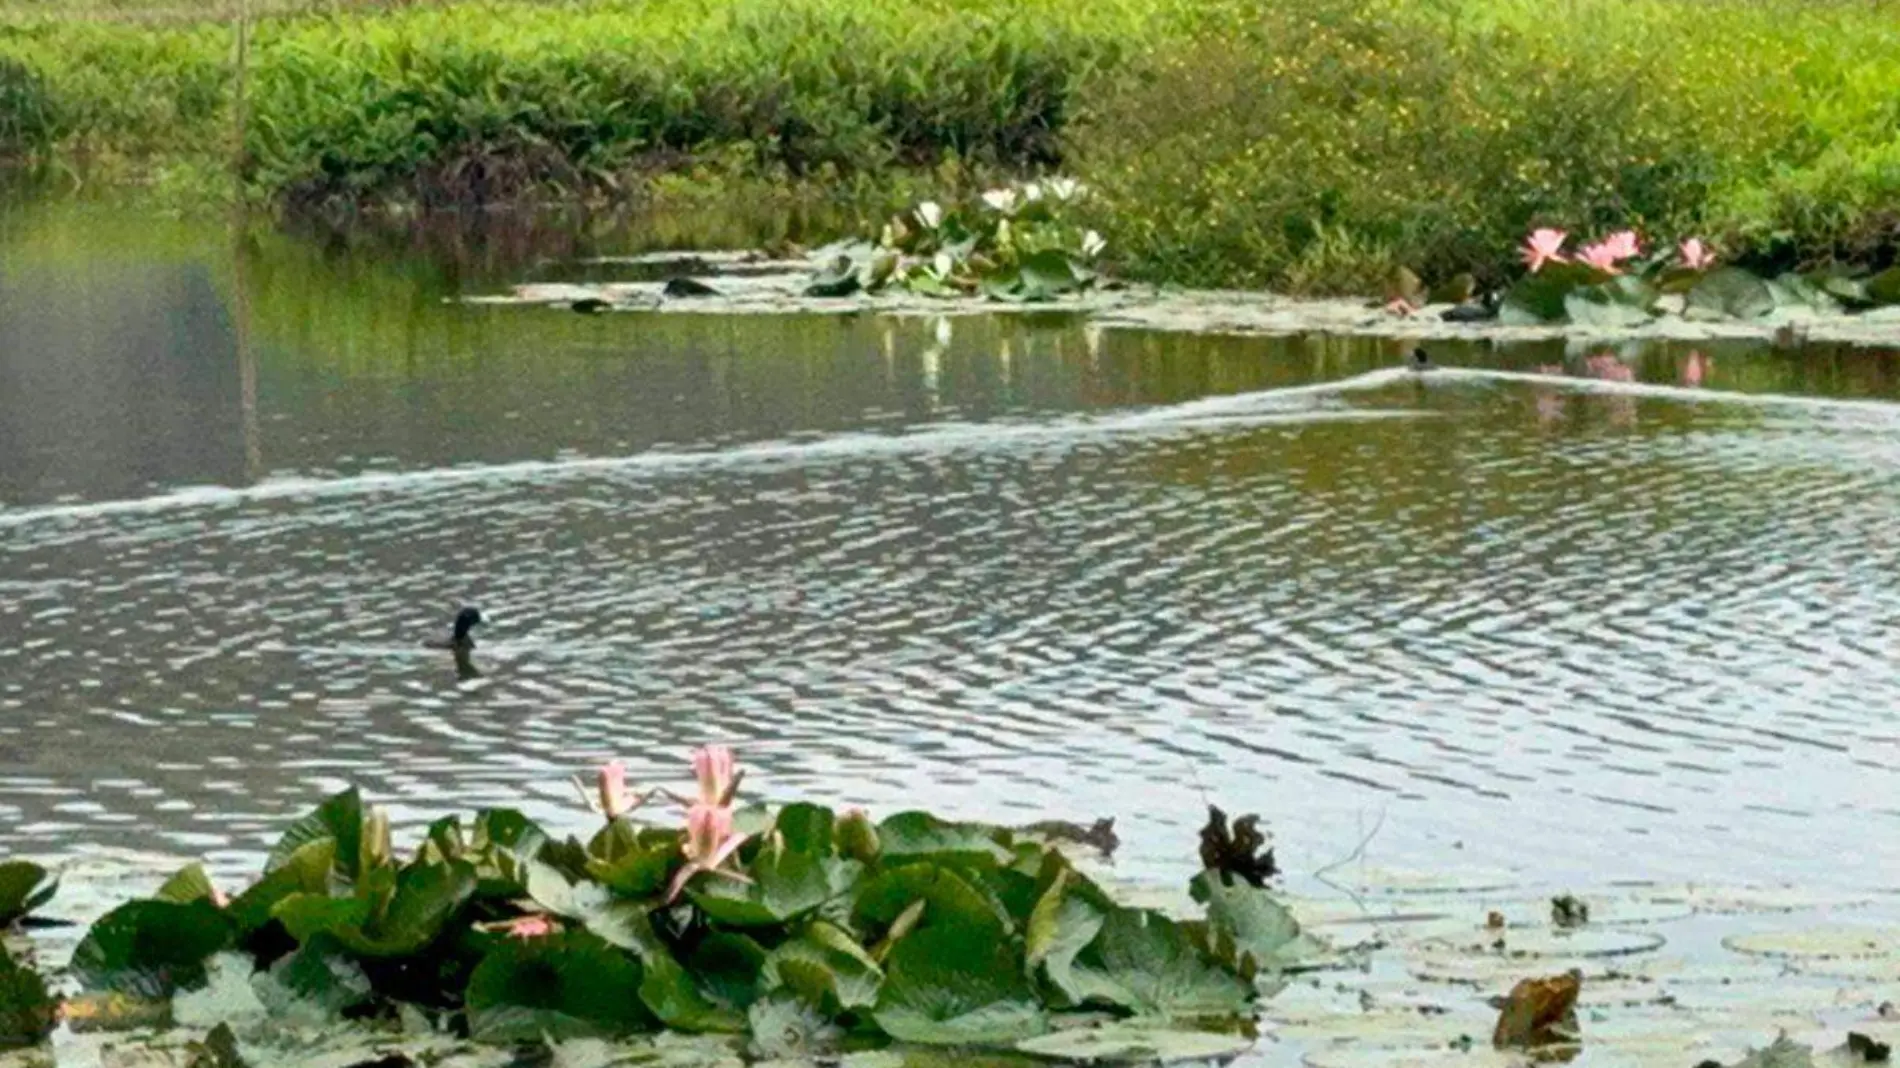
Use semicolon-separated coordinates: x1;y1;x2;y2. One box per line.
3;220;1898;891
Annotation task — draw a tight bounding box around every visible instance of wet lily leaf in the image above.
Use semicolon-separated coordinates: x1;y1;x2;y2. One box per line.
855;863;1009;939
687;932;768;1011
762;921;884;1012
466;930;655;1043
873;925;1047;1045
0;863;57;926
1026;870;1107;1007
1564;276;1656;327
747;989;843;1060
1015;1022;1256;1062
274;860;475;958
529;867;741;1035
226;839;336;938
267;788;365;884
876;813;1012;868
1189;871;1321;976
1067;909;1252;1018
0;945;56;1050
71;899;234;997
249;935;373;1020
585;822;680;899
1499;262;1607;324
156;865;220;907
1686;267;1776;320
772;804;836;857
692;845;853;928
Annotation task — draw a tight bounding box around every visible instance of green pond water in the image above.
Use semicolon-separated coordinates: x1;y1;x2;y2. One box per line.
2;200;1899;902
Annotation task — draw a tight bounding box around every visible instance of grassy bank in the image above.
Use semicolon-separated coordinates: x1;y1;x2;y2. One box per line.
3;0;1900;291
1073;0;1900;291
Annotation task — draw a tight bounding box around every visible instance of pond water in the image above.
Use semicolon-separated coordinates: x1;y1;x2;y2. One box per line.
2;201;1899;903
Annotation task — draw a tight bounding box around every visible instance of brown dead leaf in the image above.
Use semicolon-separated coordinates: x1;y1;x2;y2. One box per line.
1492;968;1583;1051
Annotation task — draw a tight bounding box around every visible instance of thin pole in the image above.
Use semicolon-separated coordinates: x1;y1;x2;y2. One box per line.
231;0;249;200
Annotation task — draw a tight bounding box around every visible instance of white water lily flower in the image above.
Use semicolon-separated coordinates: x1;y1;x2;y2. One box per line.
932;250;955;277
914;201;944;230
981;188;1018;214
1081;230;1107;258
1047;177;1083;202
1022;182;1044;203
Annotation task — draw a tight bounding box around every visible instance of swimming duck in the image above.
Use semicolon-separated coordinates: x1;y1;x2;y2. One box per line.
428;607;484;652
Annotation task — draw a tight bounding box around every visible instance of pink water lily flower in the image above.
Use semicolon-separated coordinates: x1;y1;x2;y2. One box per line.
1520;228;1568;273
692;744;740;806
598;760;638;820
1678;238;1715;271
1575;241;1624;274
505;915;557;939
666;803;752;903
1599;230;1641;262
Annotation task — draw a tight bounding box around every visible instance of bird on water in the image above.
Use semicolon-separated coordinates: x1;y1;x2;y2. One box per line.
427;607;485;680
1410;346;1433;372
428;606;485;651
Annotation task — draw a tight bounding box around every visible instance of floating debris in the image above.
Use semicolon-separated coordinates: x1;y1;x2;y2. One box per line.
1551;895;1590;929
1198;807;1276;887
1490;968;1582;1052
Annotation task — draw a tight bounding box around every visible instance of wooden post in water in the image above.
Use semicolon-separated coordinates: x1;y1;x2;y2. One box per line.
231;0;250;202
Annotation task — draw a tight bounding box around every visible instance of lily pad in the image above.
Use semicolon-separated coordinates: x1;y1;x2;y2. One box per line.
249;935;374;1019
1190;871;1323;976
155;866;219;907
876;814;1012;868
267;788;365;883
70;899;233;997
1564;277;1657;327
273;860;475;958
873;925;1047;1045
1686;267;1777;321
226;839;336;937
585;822;681;899
762;922;883;1012
1026;871;1107;1006
1723;926;1896;960
1868;266;1900;307
0;864;56;927
465;930;655;1042
855;864;1009;939
1016;1022;1256;1062
691;846;851;928
1067;909;1253;1018
1499;262;1609;324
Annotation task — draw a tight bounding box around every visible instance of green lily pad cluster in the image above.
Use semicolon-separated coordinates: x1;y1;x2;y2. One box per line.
1;752;1313;1061
804;180;1108;303
1497;229;1900;327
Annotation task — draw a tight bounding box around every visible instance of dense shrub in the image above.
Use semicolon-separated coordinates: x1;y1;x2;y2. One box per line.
0;55;54;162
241;0;1134;209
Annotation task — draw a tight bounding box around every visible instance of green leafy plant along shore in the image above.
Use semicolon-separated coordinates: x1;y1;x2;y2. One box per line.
5;0;1900;295
0;747;1314;1058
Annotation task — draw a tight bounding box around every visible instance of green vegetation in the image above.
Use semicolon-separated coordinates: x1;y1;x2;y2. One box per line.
2;0;1900;291
1075;0;1900;291
0;749;1310;1058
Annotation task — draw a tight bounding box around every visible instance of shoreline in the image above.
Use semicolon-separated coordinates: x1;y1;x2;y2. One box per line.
467;259;1900;350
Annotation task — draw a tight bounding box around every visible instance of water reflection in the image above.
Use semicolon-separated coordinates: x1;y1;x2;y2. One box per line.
2;203;1900;897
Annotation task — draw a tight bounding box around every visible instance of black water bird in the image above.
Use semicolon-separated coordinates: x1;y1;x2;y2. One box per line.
428;607;485;652
1440;289;1500;323
1409;346;1434;372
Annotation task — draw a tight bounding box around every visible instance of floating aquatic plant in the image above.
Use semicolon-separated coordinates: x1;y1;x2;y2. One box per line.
803;179;1107;303
0;748;1314;1061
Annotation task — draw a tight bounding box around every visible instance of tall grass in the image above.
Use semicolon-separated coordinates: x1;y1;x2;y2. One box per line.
1072;0;1900;291
4;0;1900;290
